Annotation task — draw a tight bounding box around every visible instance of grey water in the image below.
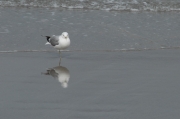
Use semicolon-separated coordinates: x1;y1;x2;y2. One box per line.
0;0;180;11
0;2;180;119
1;50;180;119
0;7;180;51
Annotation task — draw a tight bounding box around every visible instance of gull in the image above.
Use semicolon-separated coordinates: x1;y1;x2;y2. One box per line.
42;32;70;64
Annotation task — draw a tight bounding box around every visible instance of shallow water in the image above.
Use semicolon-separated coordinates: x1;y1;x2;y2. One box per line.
0;50;180;119
0;0;180;11
0;7;180;52
0;7;180;119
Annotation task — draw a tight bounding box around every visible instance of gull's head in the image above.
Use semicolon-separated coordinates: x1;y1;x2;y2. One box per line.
62;32;69;39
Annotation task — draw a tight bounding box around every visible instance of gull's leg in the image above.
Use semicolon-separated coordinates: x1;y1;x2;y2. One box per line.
59;50;61;66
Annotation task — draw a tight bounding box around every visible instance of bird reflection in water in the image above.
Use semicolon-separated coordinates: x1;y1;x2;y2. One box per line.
43;65;70;88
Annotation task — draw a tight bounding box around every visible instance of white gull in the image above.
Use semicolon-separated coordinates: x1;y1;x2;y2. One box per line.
42;32;70;64
43;32;70;53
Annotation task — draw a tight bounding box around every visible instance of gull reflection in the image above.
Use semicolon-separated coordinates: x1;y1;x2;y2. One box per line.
44;66;70;88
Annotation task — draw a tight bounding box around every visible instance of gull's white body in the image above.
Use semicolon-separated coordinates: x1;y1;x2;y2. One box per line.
54;36;70;50
45;32;70;51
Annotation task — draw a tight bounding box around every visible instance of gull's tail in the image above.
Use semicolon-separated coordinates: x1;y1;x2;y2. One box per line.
41;35;51;45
